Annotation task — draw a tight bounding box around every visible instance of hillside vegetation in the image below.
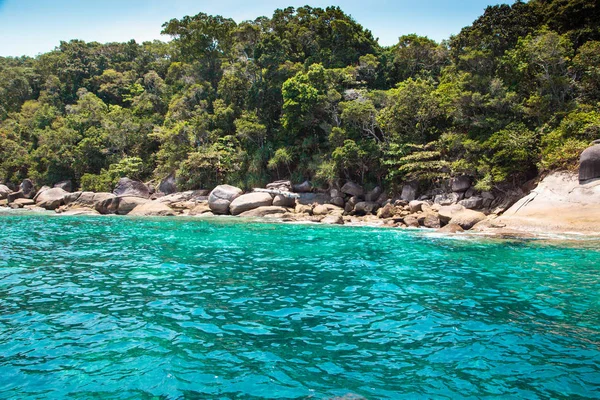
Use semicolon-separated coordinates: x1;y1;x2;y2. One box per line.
1;0;599;193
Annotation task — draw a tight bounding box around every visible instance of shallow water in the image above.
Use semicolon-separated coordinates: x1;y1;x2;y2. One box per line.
0;214;599;399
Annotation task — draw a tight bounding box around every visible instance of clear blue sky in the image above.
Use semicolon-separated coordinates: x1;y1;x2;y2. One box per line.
0;0;505;57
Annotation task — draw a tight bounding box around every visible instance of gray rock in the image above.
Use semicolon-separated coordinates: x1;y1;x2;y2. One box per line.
20;179;35;198
464;187;476;199
0;184;11;200
434;193;461;206
273;194;295;207
353;201;379;215
54;180;72;192
296;192;331;205
113;178;151;198
208;185;243;214
451;176;471;192
266;180;292;191
401;184;417;202
313;204;344;216
7;191;24;204
330;196;345;207
157;190;209;205
365;186;383;202
116;197;150;215
33;186;51;201
330;188;341;198
579;144;600;183
438;204;466;225
409;200;426;213
128;202;175;217
418;213;441;229
459;196;483;210
35;187;69;210
159;173;177;195
345;196;360;213
13;198;35;206
229;192;273;215
341;181;364;197
438;224;465;234
292;180;312;193
189;202;212;215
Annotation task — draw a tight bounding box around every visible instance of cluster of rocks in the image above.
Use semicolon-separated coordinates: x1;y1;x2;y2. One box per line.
1;175;520;233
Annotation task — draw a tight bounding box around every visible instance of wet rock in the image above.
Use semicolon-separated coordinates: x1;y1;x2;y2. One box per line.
113;178;151;199
208;185;243;214
321;215;344;225
438;223;465;233
128;202;175;217
449;209;486;230
341;181;364;197
229;192;273;215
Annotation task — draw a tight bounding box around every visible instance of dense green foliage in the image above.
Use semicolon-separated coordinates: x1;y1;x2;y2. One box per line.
1;1;599;192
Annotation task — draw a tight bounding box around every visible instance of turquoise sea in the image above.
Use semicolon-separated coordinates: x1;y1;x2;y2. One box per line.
0;213;599;399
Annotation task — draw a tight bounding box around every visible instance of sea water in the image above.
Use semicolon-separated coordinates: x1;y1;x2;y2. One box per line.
0;213;599;399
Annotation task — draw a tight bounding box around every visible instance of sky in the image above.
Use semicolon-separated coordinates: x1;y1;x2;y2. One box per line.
0;0;505;57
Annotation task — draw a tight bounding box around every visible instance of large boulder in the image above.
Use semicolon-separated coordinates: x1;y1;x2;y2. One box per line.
53;180;72;192
438;204;466;225
238;206;288;218
341;181;364;197
35;187;69;210
0;184;11;200
229;192;273;215
157;190;209;205
208;185;243;214
353;201;379;215
296;192;331;205
117;197;150;215
292;180;312;193
7;191;24;204
129;202;175;217
418;213;441;229
273;194;295;207
159;174;177;195
20;179;35;198
33;186;51;201
313;204;344;216
449;209;487;230
365;186;383;202
458;196;483;210
401;184;417;202
451;176;471;192
434;192;461;206
376;203;396;219
189;202;212;216
113;178;150;198
579;144;600;183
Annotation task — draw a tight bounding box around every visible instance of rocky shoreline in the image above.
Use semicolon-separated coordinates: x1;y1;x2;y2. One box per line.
1;173;599;239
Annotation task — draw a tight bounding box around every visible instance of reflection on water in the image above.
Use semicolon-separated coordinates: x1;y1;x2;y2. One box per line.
0;214;599;399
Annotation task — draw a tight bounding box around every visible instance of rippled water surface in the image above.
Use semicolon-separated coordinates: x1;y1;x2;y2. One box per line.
0;213;599;399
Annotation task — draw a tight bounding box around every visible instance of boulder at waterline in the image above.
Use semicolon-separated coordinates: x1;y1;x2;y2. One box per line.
273;194;295;207
61;192;116;212
229;192;273;215
35;187;69;210
157;190;209;206
579;144;600;183
0;184;11;199
13;198;35;206
341;181;364;197
116;197;150;215
312;204;344;216
7;191;24;204
113;178;150;198
448;209;486;230
128;202;175;217
189;202;212;216
438;204;466;225
418;213;441;229
208;185;243;214
238;206;289;218
376;203;395;219
321;215;344;225
33;186;51;201
438;223;465;233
